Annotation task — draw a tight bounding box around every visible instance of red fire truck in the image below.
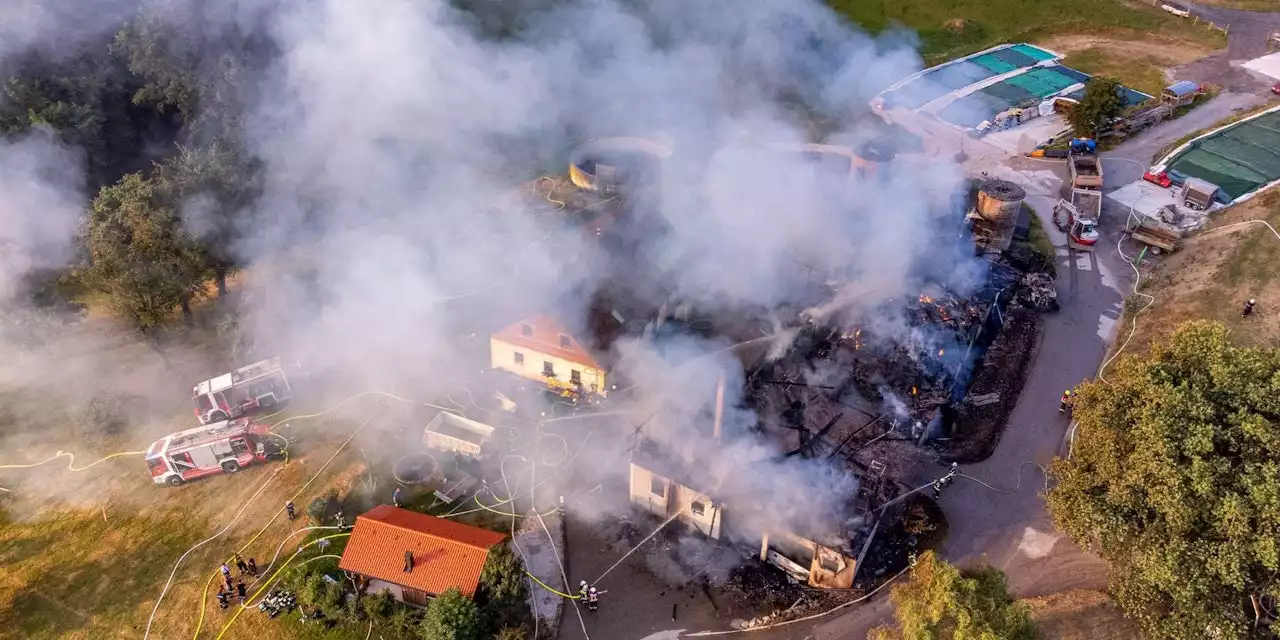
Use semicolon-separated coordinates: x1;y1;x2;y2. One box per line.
146;418;281;486
193;357;293;425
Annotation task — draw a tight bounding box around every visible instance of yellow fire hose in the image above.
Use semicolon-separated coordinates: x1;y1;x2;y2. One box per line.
213;533;352;640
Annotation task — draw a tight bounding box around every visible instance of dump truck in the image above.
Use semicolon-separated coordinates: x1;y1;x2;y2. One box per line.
1069;151;1104;190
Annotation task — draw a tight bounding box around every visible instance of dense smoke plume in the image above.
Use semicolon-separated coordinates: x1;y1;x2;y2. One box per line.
0;0;992;558
0;134;83;307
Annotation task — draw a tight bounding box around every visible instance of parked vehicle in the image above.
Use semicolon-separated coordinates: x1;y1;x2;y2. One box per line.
145;418;282;486
193;357;292;425
1068;141;1104;190
1181;177;1222;211
1053;199;1100;251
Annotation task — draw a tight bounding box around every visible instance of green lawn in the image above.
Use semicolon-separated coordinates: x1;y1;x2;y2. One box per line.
827;0;1227;65
1193;0;1280;10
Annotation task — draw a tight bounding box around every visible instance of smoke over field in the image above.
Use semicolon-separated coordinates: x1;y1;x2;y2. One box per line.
0;0;991;549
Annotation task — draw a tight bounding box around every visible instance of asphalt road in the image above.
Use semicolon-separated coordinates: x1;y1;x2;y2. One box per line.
1173;1;1280;91
1101;90;1268;188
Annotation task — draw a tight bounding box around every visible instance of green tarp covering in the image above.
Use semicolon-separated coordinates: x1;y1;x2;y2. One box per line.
1166;110;1280;200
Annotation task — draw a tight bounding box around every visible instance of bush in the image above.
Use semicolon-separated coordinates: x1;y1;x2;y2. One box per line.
495;627;528;640
479;545;526;606
420;588;482;640
307;496;330;525
361;589;395;619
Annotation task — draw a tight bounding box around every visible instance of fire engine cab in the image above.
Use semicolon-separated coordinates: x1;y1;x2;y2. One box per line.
146;419;280;486
193;357;292;425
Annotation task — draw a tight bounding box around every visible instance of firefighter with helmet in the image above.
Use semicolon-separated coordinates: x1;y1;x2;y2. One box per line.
587;587;601;612
578;581;588;600
1059;390;1074;414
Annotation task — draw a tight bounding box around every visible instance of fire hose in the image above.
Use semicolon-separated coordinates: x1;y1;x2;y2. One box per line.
0;449;150;493
212;533;353;640
185;408;380;640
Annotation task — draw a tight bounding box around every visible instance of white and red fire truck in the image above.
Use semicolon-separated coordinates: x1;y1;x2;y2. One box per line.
146;418;281;486
192;357;293;425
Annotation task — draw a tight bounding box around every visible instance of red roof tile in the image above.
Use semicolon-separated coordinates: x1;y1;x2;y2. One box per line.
491;314;602;370
338;505;506;597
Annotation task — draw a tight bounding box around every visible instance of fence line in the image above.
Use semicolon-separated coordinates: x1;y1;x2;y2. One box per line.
1146;0;1229;35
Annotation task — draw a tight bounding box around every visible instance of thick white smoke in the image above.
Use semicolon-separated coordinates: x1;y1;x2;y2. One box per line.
0;133;84;319
0;0;990;558
227;0;972;552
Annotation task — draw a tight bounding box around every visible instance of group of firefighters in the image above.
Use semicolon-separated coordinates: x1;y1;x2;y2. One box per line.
577;580;606;611
216;554;260;610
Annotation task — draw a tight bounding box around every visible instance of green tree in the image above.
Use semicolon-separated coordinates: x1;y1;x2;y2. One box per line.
0;49;157;190
420;588;482;640
111;4;255;143
1068;76;1126;138
479;545;526;605
156;142;259;296
361;588;396;619
870;551;1035;640
1047;321;1280;639
81;172;205;364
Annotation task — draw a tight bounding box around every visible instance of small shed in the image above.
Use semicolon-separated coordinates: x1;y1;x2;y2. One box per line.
1162;81;1200;107
424;413;495;458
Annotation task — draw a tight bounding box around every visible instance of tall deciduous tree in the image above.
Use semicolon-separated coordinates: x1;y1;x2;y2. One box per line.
157;142;258;295
1068;76;1126;138
1047;321;1280;639
0;48;162;190
420;588;482;640
82;172;204;364
870;551;1035;640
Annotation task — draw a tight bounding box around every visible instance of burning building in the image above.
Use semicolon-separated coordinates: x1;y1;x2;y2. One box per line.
627;438;864;589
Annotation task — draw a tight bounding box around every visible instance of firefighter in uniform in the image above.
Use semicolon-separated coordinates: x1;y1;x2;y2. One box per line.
587;587;600;612
286;500;296;521
1059;390;1073;414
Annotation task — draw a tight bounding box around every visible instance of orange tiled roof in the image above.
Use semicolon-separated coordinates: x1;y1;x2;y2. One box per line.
338;505;506;597
491;314;602;370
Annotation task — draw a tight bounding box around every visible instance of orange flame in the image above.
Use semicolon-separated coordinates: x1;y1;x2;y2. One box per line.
938;348;945;356
918;294;933;304
911;386;918;396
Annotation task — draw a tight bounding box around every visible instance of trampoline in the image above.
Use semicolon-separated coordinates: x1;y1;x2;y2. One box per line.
1165;109;1280;200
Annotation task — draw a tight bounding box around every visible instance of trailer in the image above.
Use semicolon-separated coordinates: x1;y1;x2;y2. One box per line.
145;419;282;486
1126;215;1182;253
192;357;292;425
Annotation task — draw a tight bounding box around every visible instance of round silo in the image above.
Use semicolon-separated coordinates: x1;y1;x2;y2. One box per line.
975;179;1025;251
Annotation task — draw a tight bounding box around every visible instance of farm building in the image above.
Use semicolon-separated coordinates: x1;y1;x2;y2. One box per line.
629;440;725;539
424;412;495;458
339;505;506;605
490;314;607;396
627;439;860;589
